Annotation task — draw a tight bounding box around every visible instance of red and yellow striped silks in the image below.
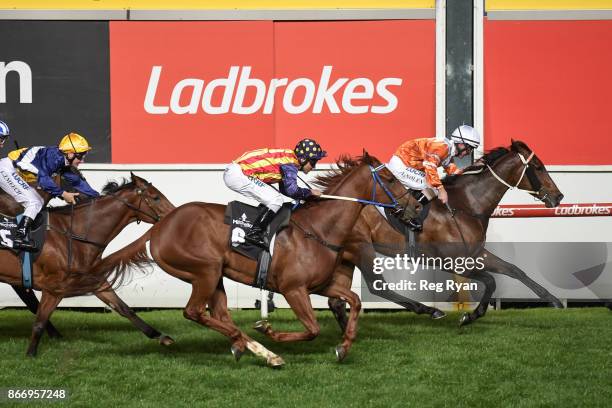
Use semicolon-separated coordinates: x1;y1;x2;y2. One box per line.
235;148;299;183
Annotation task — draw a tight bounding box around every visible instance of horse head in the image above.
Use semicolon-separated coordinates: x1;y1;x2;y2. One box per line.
509;140;564;208
102;172;176;223
317;152;412;211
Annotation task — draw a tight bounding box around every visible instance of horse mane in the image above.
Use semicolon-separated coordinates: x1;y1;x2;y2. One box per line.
101;178;133;195
313;154;380;192
443;146;510;186
48;178;133;213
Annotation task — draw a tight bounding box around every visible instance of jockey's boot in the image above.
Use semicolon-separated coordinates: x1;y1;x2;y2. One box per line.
13;216;38;252
402;190;431;232
244;207;276;248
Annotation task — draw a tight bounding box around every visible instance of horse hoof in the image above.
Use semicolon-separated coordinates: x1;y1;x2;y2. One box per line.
335;345;347;362
159;334;175;346
267;355;285;368
458;313;472;327
231;345;244;362
431;310;447;319
26;351;37;358
254;320;270;334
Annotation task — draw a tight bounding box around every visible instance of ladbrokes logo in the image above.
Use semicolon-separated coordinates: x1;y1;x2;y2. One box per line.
492;207;515;217
144;65;402;115
554;204;611;216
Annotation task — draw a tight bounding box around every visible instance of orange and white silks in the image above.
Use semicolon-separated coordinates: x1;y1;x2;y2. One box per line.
235;148;299;184
394;138;460;188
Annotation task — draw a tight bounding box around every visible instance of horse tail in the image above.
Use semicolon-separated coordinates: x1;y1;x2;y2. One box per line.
55;230;156;297
94;230;156;291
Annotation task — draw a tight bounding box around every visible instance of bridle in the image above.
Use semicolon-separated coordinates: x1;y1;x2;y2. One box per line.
49;183;163;272
108;182;162;223
302;163;409;211
486;150;550;203
292;162;409;252
368;164;410;210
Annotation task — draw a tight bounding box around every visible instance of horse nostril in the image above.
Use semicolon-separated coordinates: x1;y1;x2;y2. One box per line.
557;193;564;203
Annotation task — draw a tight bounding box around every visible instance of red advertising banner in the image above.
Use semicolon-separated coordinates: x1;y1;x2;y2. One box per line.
484;20;612;165
110;20;435;163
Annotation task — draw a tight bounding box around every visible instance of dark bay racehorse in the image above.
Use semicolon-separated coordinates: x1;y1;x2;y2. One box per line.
0;173;176;356
88;154;409;366
328;140;565;328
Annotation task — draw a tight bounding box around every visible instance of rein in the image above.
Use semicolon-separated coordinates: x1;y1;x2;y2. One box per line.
49;185;161;254
290;163;404;252
319;164;407;209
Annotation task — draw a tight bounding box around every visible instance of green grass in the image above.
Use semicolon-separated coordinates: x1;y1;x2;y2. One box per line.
1;307;611;407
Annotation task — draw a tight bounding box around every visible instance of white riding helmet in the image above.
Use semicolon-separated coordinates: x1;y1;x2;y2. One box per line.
0;120;9;138
450;125;480;148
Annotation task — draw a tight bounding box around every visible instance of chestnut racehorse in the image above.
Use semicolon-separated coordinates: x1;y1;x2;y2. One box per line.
0;173;175;356
88;154;409;366
328;140;565;328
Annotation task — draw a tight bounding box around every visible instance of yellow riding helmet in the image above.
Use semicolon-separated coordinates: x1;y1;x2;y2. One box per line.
58;132;92;153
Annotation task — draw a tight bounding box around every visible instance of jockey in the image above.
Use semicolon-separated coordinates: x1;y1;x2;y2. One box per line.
0;132;100;251
387;125;481;231
224;138;326;247
0;120;9;148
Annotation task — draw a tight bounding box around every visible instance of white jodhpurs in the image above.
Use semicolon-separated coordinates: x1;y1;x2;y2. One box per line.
223;163;284;212
387;155;430;191
0;157;44;219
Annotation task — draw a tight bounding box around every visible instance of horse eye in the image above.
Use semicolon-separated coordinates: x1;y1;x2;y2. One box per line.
153;195;161;202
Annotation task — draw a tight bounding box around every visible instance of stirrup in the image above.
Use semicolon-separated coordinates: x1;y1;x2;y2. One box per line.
405;218;423;232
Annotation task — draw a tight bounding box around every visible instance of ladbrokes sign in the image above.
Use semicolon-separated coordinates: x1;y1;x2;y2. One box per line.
144;65;402;115
111;20;435;163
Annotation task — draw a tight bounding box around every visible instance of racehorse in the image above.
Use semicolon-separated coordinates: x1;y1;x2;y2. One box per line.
86;153;410;366
0;173;176;356
328;140;565;328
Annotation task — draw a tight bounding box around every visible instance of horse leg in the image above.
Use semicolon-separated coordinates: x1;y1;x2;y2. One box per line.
26;291;62;357
209;281;233;324
458;270;496;327
482;249;563;308
183;279;284;367
95;288;174;346
254;288;321;342
359;263;446;319
328;297;349;333
320;285;362;362
11;285;63;338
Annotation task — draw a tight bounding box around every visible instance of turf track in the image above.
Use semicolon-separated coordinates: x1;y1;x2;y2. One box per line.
1;308;611;407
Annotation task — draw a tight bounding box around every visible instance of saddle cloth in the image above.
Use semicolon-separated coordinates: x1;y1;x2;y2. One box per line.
224;201;292;288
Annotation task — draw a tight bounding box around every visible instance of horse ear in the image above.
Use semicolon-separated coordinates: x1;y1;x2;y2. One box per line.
510;139;517;152
363;149;369;158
